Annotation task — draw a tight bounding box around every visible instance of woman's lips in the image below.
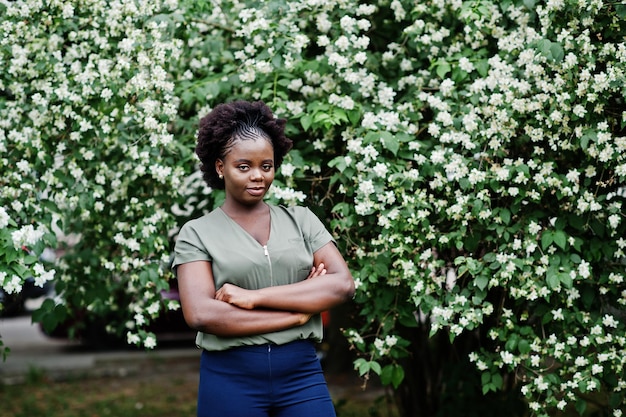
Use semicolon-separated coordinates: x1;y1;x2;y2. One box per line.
246;187;265;196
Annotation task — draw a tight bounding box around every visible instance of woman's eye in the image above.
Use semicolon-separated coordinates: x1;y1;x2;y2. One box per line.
238;165;249;171
263;165;273;171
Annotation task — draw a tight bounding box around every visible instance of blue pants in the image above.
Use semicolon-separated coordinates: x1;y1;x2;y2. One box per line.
197;340;336;417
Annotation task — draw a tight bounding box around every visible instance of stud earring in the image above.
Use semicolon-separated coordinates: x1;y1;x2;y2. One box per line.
218;174;223;179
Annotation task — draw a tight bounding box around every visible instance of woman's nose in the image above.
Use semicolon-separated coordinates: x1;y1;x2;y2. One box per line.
250;168;263;181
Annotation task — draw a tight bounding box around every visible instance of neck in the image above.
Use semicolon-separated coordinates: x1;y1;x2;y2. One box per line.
221;200;268;217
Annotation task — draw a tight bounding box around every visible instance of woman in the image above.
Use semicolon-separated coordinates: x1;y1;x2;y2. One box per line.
173;100;355;417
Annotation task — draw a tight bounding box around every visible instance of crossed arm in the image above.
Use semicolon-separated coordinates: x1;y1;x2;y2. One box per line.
176;241;355;337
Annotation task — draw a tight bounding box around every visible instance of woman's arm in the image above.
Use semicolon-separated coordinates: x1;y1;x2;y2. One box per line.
177;260;311;337
215;241;355;314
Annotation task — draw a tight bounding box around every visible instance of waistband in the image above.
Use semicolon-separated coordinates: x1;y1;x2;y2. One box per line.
203;339;314;354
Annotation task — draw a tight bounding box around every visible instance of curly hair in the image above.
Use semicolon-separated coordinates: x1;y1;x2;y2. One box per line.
196;100;293;189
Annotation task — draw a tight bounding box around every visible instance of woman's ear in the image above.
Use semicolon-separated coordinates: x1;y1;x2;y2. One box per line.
215;159;224;177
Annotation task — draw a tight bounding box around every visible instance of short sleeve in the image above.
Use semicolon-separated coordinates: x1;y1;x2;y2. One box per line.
300;207;335;253
171;221;212;272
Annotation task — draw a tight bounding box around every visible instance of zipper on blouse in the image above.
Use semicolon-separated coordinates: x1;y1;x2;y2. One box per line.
263;245;273;286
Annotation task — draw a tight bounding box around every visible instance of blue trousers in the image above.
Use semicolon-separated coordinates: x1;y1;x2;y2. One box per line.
197;340;336;417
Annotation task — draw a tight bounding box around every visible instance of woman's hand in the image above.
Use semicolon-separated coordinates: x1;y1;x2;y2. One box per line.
215;283;256;309
297;312;313;325
216;263;327;309
306;263;327;279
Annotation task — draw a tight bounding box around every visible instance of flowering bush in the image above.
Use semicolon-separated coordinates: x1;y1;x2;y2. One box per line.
0;0;190;349
2;0;625;416
175;1;626;415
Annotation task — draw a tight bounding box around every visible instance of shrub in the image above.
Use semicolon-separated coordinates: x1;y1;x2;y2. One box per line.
0;0;189;348
2;0;625;415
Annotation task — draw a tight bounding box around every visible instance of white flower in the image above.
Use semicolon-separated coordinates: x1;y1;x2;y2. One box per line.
385;335;398;347
501;350;515;365
602;314;618;328
574;356;588;367
578;260;591;279
127;332;141;345
2;274;22;294
134;313;146;326
374;337;389;355
280;163;296;177
373;163;388;177
530;355;541;367
440;79;455;96
34;269;55;287
459;57;475;72
347;329;364;345
11;224;45;248
270;186;307;204
573;104;587;118
592;364;603;375
0;207;10;228
430;149;446;164
528;222;542;235
358;180;375;196
552;308;564;320
146;302;160;316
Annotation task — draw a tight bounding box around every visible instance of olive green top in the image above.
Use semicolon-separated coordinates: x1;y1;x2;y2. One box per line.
172;205;334;351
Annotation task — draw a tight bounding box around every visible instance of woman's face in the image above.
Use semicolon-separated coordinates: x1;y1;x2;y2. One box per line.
216;137;275;207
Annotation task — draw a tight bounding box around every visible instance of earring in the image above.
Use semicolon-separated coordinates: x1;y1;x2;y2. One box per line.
218;174;223;179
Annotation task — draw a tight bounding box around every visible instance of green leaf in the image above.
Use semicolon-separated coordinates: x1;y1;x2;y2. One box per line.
499;208;511;225
541;232;553;250
381;364;405;388
474;275;489;290
434;60;451;79
580;129;597;150
355;359;381;376
370;360;382;375
549;42;564;62
328;156;347;172
546;273;560;290
475;59;489;77
354;358;369;376
491;373;503;390
505;334;519;352
32;299;68;334
300;114;312;131
481;371;491;385
347;109;361;126
518;339;531;355
559;272;573;289
553;230;567;249
381;133;400;155
373;261;389;276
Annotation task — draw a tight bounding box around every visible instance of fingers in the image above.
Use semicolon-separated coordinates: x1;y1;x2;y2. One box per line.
215;283;233;302
307;263;327;279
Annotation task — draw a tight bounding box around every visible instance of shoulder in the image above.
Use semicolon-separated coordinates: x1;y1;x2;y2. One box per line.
179;208;225;234
270;204;314;221
270;205;329;232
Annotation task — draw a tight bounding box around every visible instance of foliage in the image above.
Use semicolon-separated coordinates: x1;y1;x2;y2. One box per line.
2;0;626;416
0;0;190;348
171;0;626;415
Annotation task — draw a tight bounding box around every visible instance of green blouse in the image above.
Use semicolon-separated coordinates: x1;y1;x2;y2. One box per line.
172;204;334;351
